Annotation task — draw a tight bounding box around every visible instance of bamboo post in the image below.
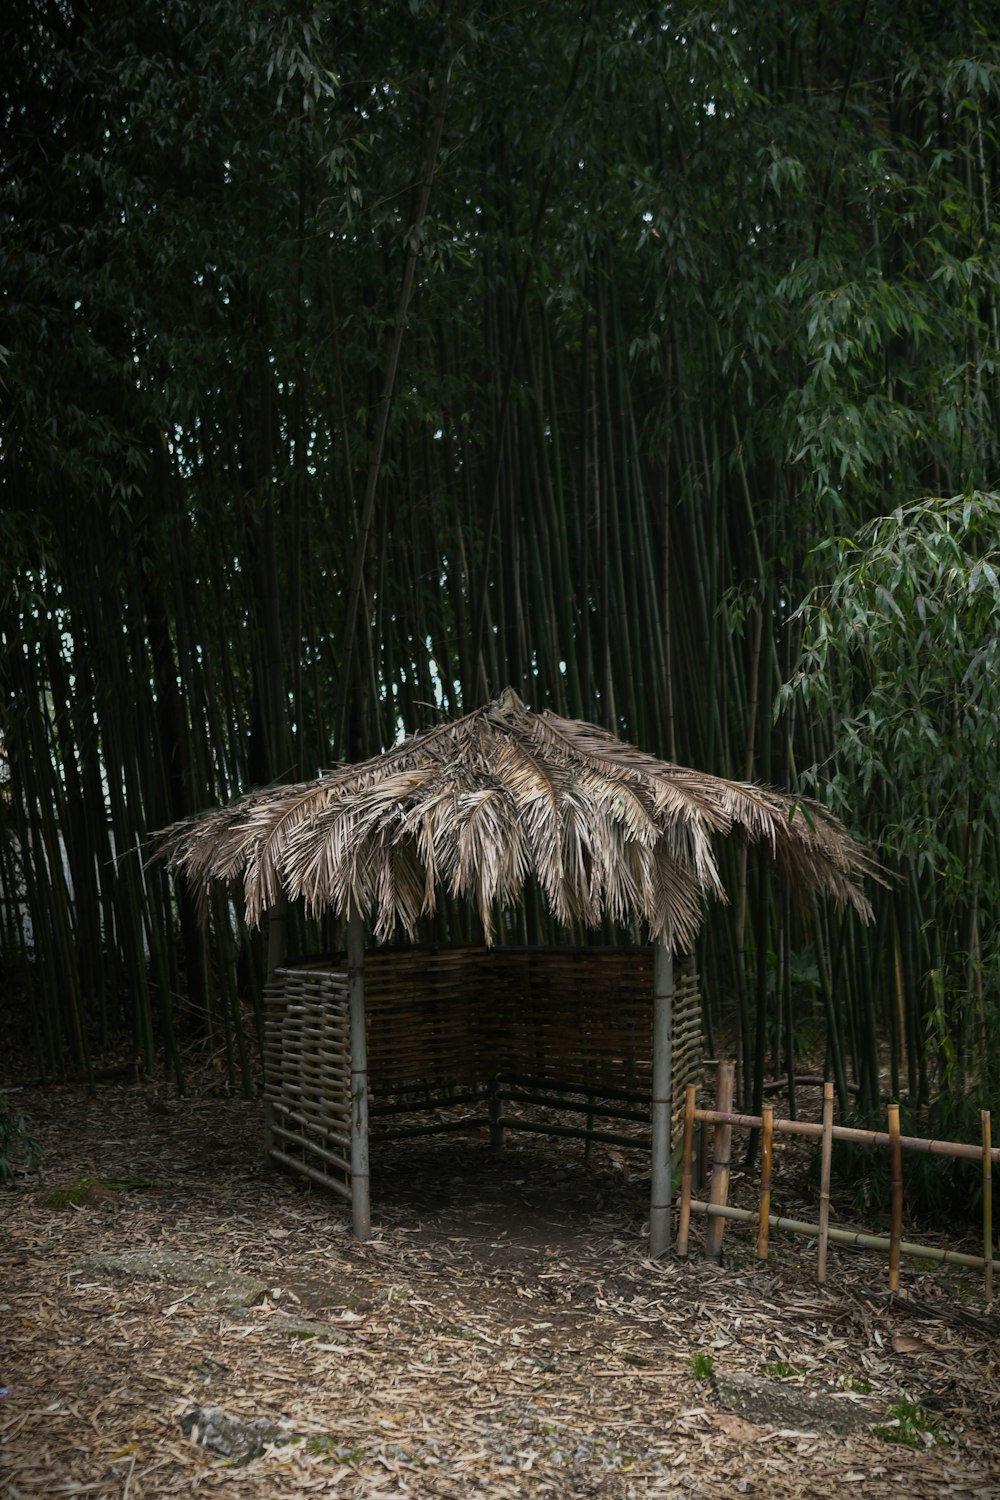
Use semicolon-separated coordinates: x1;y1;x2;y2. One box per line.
266;895;288;976
262;971;276;1161
705;1060;735;1260
983;1109;993;1307
756;1103;773;1261
677;1083;697;1257
816;1081;834;1283
649;941;674;1257
347;910;371;1242
262;901;288;1162
888;1101;903;1292
488;1074;505;1150
696;1109;710;1191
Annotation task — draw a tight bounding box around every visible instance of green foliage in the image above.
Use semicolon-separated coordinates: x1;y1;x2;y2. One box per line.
3;0;1000;1215
758;1360;803;1379
875;1398;946;1448
689;1351;714;1380
0;1095;41;1185
44;1176;159;1207
300;1436;366;1463
787;494;1000;838
786;493;1000;1129
829;1102;987;1228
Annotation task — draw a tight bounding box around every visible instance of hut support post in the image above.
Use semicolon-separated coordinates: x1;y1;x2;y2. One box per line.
649;942;674;1258
262;929;285;1162
488;1075;506;1150
267;896;288;976
348;912;371;1242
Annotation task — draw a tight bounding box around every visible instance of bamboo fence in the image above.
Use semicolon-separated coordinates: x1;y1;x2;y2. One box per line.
678;1062;1000;1304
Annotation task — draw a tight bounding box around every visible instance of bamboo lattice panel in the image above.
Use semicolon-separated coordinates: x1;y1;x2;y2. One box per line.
364;946;486;1094
263;966;352;1195
487;949;701;1143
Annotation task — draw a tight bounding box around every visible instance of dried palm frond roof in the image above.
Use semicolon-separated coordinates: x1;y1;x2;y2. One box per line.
155;687;879;950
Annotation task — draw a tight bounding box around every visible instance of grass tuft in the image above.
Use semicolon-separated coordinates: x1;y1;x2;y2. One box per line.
874;1398;946;1447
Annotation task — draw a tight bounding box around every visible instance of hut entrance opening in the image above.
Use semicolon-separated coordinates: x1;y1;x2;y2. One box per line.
263;943;703;1245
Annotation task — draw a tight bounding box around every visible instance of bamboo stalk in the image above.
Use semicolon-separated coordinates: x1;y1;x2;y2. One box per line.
983;1109;993;1307
488;1074;506;1150
817;1081;834;1283
757;1103;773;1261
270;1103;352;1143
649;942;674;1257
334;66;455;756
705;1060;735;1260
501;1090;650;1124
269;1121;351;1164
892;918;907;1099
347;913;371;1242
888;1101;903;1293
697;1106;710;1192
377;1116;488;1142
268;1148;353;1201
677;1084;697;1257
495;1118;648;1149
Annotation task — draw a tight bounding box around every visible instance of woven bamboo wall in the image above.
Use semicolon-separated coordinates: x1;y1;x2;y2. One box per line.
264;946;703;1191
364;946;485;1093
263;965;353;1196
482;948;701;1146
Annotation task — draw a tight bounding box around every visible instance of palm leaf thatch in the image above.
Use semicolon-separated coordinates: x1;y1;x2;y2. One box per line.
154;688;879;949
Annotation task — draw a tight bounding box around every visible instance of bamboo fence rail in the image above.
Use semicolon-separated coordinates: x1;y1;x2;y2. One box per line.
678;1066;1000;1304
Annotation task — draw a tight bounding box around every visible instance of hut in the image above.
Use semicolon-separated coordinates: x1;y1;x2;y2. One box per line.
157;688;876;1255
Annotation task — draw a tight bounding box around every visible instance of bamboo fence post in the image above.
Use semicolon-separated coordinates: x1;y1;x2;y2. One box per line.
705;1060;735;1260
677;1083;696;1258
757;1102;774;1261
649;941;674;1257
888;1101;903;1292
697;1107;710;1191
347;911;371;1242
983;1109;993;1307
817;1081;834;1283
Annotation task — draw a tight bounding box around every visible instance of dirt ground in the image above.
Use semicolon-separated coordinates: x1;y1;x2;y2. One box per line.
2;1078;999;1499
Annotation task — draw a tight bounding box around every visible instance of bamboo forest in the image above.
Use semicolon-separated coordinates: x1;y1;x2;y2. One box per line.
4;0;1000;1226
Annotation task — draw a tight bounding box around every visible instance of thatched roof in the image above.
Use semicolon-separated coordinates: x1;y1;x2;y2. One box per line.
156;687;878;949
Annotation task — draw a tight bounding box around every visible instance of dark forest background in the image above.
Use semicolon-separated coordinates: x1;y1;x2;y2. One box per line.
3;0;1000;1209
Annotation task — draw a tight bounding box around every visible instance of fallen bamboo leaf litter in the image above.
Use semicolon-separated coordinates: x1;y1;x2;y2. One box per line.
0;1082;997;1498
